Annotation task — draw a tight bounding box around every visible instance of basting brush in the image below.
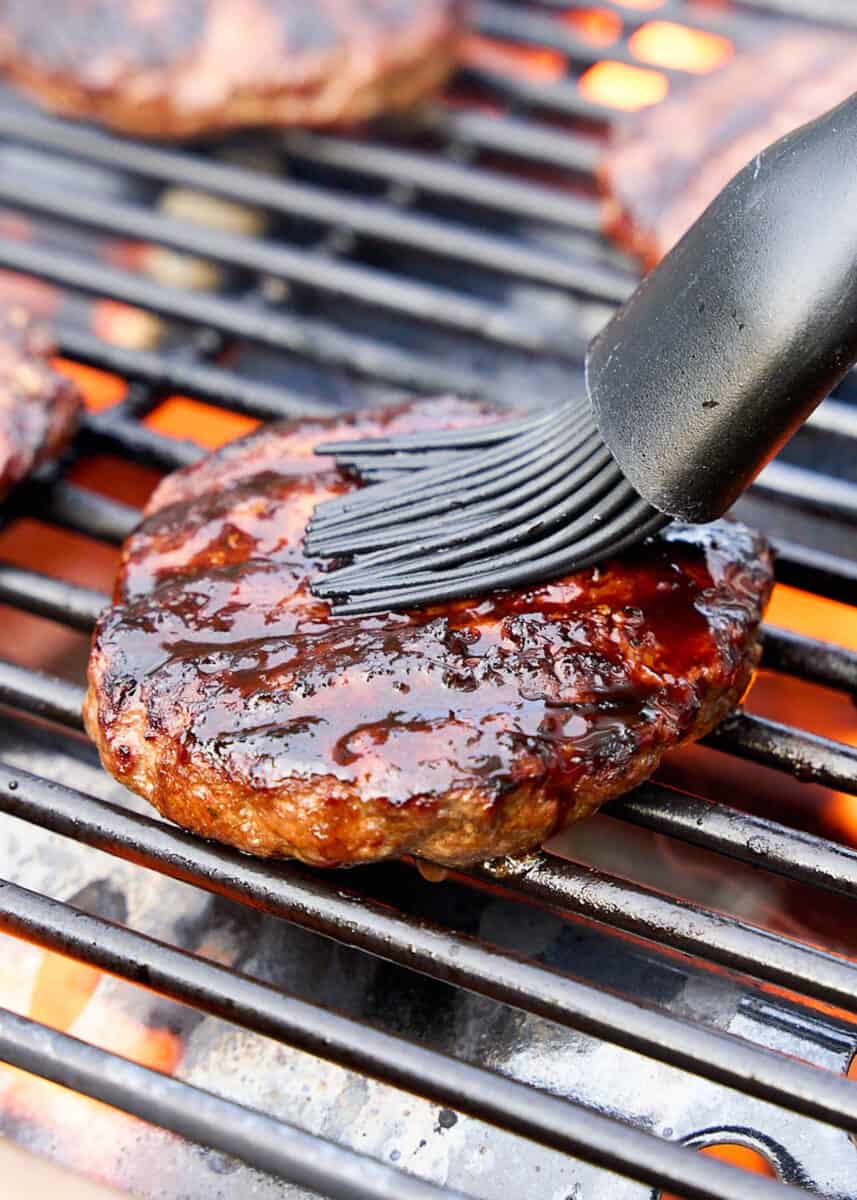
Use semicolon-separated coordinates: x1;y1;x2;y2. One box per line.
306;92;857;614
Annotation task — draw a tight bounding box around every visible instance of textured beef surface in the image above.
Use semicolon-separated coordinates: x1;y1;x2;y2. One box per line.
0;306;81;501
85;397;773;867
600;29;856;268
0;0;463;138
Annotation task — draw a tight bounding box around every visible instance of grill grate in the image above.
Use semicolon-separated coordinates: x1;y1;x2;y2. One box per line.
0;1;855;1198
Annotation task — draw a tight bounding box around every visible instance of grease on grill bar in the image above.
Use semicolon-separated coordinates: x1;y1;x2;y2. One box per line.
0;0;853;1198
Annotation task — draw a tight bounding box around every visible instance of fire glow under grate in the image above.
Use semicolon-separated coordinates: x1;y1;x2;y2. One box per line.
0;1;856;1198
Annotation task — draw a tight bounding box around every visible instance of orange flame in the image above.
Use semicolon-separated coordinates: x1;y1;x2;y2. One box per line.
562;8;621;47
629;21;732;73
461;34;566;82
0;936;182;1177
751;585;857;850
29;952;101;1032
767;584;857;651
145;396;260;450
661;1143;777;1199
579;60;668;110
52;358;127;412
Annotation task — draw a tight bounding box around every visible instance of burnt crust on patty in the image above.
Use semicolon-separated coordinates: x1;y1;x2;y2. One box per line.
0;0;464;139
84;397;773;868
0;306;81;501
600;28;856;269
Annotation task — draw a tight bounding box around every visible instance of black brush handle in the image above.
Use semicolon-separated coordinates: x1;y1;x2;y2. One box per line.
586;90;857;523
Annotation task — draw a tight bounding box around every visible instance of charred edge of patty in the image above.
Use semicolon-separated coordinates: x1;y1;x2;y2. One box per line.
0;306;82;500
83;516;773;869
0;1;464;137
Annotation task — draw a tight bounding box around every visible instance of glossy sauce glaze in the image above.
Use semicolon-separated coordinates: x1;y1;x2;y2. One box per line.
86;398;773;865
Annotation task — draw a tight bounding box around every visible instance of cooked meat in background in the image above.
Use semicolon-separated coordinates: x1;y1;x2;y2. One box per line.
0;0;463;139
85;397;773;868
601;29;856;269
0;306;81;501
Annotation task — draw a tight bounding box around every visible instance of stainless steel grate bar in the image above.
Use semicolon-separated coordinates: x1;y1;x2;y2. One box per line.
0;239;483;395
0;876;802;1200
0;761;855;1161
282;128;604;231
55;327;333;421
614;783;857;899
0;1005;470;1200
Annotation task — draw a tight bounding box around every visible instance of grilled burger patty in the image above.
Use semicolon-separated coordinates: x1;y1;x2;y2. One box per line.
0;307;81;501
84;398;773;868
0;0;463;139
601;29;855;269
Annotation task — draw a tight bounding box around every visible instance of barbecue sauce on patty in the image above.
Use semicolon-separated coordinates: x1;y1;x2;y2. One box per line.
88;397;771;867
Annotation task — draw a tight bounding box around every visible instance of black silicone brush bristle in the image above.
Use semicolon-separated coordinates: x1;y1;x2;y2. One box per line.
304;400;668;614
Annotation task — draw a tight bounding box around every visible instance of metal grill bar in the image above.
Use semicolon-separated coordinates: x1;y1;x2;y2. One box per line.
419;107;602;175
806;396;857;439
282;130;604;231
467;852;857;1013
81;410;204;472
3;762;857;1152
0;178;630;311
0;1021;791;1200
540;0;740;39
705;713;857;790
459;65;615;123
0;877;798;1200
56;328;331;421
0;107;629;300
771;539;857;605
755;461;857;523
0;239;483;395
15;479;138;545
0;660;85;729
475;1;685;76
613;783;857;900
761;626;857;694
0;1006;468;1200
0;175;574;353
734;0;857;27
0;563;105;632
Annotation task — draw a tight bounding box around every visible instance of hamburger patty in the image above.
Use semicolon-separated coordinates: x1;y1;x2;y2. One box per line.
600;29;856;269
0;306;81;501
0;0;463;139
84;397;773;868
